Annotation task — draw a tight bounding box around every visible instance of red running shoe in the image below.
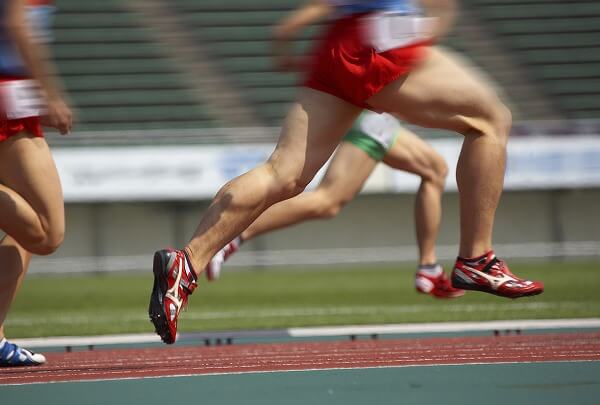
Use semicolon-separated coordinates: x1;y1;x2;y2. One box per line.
415;265;465;299
149;249;197;344
451;251;544;298
206;237;241;281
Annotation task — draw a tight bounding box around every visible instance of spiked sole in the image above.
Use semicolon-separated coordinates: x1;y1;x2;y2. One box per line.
148;250;176;344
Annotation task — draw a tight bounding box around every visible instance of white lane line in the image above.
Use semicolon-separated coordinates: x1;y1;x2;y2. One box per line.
11;318;600;348
12;333;162;347
288;318;600;337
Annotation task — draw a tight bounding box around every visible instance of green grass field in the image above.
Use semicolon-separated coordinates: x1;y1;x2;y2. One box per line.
5;260;600;338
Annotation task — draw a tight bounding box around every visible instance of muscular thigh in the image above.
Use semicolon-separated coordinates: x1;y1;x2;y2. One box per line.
0;133;64;233
367;47;505;136
268;88;362;186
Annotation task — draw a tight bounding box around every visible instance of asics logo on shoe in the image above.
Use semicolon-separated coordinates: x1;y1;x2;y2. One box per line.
462;265;518;291
166;258;184;302
453;269;475;285
164;257;188;320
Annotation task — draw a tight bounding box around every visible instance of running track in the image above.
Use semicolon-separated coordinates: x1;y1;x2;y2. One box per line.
2;332;599;385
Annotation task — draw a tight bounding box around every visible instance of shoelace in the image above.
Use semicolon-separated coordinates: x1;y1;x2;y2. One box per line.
482;257;503;273
482;257;523;282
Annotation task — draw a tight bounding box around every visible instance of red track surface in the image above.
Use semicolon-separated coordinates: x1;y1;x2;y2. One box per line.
2;332;599;385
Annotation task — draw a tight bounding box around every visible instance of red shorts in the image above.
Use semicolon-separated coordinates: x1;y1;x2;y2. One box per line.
0;116;43;142
0;76;44;142
304;13;429;108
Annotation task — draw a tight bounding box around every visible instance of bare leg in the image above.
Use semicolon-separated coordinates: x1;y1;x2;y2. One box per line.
382;128;448;265
0;133;65;339
242;142;377;240
368;47;511;258
0;135;65;255
0;237;31;339
185;89;361;272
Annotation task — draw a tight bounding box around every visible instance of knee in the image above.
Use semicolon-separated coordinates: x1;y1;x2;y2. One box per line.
266;162;312;201
483;101;512;146
432;158;449;189
312;192;345;219
27;227;64;256
42;229;64;255
493;103;512;145
275;175;310;201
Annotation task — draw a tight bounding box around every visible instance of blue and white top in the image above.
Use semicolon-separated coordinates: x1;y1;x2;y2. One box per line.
327;0;420;15
0;2;54;77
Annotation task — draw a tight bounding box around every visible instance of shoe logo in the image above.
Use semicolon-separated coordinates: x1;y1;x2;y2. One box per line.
165;256;185;316
166;257;183;298
453;269;475;285
462;265;518;290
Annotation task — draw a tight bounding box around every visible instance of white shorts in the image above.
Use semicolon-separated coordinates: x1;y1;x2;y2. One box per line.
357;111;401;150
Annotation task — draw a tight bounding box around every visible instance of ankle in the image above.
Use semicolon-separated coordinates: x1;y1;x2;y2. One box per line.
182;247;199;280
458;250;494;263
417;263;442;277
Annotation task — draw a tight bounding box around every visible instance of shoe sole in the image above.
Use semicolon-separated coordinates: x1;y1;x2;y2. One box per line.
452;277;544;299
148;250;176;344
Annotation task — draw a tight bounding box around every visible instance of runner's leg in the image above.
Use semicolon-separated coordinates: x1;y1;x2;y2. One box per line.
185;88;361;272
0;237;30;339
368;47;511;258
382;128;448;265
242;142;377;240
0;133;65;338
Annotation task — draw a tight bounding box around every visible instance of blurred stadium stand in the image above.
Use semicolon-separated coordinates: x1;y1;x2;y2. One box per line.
170;0;325;126
52;0;218;132
464;0;600;119
49;0;599;145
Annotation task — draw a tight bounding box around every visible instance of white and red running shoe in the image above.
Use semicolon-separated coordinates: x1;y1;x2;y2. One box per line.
149;249;197;344
415;265;465;299
205;237;241;281
451;251;544;298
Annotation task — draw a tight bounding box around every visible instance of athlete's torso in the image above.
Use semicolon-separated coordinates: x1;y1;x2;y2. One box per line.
0;0;54;77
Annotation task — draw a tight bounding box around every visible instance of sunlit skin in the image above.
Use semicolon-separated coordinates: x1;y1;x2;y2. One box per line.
239;126;448;267
183;0;511;274
0;0;73;341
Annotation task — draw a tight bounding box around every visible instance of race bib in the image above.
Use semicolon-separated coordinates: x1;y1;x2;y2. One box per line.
359;112;401;149
0;79;45;119
366;12;436;53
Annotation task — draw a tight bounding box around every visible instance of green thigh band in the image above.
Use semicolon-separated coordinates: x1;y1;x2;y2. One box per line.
343;130;397;162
